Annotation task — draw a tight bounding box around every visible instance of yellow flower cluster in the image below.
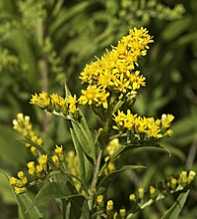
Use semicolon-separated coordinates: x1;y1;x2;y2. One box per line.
9;171;28;194
96;170;196;218
67;95;78;114
10;146;66;194
27;154;48;176
129;170;196;203
114;110;174;139
79;85;109;109
31;92;78;114
79;27;153;108
13;113;43;154
51;145;64;167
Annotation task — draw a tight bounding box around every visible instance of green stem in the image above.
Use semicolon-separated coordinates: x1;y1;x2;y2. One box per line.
89;150;103;211
62;199;66;219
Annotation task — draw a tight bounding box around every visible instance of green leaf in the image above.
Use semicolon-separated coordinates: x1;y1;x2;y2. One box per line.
0;125;27;167
71;117;96;161
0;169;15;204
26;178;82;215
70;128;92;185
161;190;190;219
17;193;43;219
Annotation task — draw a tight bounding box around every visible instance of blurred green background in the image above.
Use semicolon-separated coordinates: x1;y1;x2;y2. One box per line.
0;0;196;218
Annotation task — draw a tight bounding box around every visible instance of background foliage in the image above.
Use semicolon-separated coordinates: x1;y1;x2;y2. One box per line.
0;0;196;218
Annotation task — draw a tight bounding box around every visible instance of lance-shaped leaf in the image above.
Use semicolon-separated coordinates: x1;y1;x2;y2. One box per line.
70;128;93;186
161;190;190;219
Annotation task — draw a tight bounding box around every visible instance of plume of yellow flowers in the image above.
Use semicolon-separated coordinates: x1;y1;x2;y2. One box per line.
10;145;66;194
114;110;174;139
30;92;78;114
79;27;153;109
13;113;43;154
9;171;28;194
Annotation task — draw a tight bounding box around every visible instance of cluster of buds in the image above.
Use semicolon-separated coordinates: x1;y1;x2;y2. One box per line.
13;113;43;155
114;110;174;140
9;171;28;194
30;91;78;114
96;196;127;219
129;170;196;206
51;145;64;168
9;145;66;194
95;170;196;218
27;154;48;177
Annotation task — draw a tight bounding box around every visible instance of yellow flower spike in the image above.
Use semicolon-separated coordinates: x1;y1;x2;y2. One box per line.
9;177;17;186
114;111;174;139
51;154;59;167
30;91;50;108
106;200;114;212
13;113;44;153
187;170;196;184
50;93;66;109
67;95;78;113
138;187;144;200
129;194;136;202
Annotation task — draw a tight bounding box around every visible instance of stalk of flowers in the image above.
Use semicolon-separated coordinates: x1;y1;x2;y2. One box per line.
95;170;196;218
9;145;65;194
13;113;44;155
78;28;153;110
114;110;174;140
30;91;78;116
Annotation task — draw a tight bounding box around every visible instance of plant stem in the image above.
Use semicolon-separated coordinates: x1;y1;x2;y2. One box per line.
89;150;102;211
62;199;66;219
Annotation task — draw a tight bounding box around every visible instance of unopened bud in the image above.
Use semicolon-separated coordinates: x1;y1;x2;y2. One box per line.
106;200;113;212
96;195;104;205
187;170;196;184
119;208;126;218
129;193;136;202
149;186;156;198
138;187;144;199
170;177;177;189
179;171;187;186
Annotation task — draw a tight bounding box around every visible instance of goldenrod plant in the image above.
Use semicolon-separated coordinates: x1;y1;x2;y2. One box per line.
8;27;196;219
0;1;197;219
